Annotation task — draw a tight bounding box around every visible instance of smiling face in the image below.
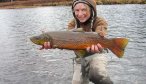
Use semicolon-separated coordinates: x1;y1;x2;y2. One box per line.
73;3;91;23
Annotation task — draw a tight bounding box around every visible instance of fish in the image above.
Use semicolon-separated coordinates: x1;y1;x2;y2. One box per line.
30;31;128;58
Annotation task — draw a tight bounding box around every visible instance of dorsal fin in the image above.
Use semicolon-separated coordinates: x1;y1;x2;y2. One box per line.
69;28;84;32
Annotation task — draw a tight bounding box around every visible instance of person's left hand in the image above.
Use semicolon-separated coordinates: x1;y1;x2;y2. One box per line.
86;43;103;53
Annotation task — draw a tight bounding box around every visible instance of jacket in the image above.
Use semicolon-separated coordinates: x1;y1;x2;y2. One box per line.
68;0;108;57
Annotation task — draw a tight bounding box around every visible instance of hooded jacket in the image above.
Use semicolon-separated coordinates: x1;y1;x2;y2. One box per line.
68;0;107;32
68;0;108;57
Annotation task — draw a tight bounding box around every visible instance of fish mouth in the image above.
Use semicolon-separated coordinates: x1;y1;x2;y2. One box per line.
30;37;33;41
30;37;35;43
30;37;39;45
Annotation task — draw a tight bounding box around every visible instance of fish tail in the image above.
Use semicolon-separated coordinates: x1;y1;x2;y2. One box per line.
109;38;128;58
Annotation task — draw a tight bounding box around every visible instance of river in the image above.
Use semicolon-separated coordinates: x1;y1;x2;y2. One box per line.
0;4;146;84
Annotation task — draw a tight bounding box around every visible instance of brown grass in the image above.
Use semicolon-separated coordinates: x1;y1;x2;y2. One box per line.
0;0;72;9
96;0;146;4
0;0;145;9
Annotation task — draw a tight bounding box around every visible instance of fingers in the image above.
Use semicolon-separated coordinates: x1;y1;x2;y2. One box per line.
91;44;99;53
97;26;107;37
99;31;105;37
44;42;51;49
92;45;100;53
97;43;103;52
86;43;103;53
40;42;51;50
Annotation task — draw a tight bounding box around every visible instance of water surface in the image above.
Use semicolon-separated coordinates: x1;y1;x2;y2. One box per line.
0;4;146;84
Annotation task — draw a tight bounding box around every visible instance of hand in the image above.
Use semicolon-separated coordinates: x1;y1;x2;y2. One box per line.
40;42;51;50
96;26;107;37
98;31;106;37
86;43;103;53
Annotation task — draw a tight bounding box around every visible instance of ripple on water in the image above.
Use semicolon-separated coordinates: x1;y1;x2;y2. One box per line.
0;5;146;84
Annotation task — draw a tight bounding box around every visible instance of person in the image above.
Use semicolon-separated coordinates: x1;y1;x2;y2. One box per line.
42;0;113;84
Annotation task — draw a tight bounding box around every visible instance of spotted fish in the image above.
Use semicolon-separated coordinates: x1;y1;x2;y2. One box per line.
30;31;128;58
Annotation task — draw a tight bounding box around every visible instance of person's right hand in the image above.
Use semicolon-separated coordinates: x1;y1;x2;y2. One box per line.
40;42;51;50
86;43;103;53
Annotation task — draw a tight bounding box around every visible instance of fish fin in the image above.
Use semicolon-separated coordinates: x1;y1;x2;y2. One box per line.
72;28;84;32
74;50;86;57
109;38;128;58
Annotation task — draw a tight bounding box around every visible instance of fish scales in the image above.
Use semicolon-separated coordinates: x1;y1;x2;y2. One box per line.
47;32;102;49
30;31;128;58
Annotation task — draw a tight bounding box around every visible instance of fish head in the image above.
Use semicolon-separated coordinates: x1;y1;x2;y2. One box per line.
30;34;51;45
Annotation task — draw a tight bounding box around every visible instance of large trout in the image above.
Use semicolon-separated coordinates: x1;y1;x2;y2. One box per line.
30;31;128;58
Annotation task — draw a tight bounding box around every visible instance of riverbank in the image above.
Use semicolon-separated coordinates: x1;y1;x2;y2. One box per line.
0;0;73;9
0;0;146;9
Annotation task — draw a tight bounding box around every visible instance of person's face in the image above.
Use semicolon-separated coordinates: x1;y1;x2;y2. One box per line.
74;3;91;23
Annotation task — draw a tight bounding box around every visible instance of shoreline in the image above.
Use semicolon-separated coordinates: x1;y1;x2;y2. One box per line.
0;0;146;9
0;1;73;9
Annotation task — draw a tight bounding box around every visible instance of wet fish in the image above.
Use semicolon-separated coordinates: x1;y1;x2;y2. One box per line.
30;31;128;58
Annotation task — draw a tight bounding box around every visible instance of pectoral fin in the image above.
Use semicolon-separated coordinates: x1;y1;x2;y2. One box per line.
74;50;87;57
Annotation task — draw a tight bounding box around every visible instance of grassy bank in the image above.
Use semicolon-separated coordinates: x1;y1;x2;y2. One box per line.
96;0;146;4
0;0;73;9
0;0;146;9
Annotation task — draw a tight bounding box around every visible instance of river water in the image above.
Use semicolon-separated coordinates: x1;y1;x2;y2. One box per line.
0;4;146;84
